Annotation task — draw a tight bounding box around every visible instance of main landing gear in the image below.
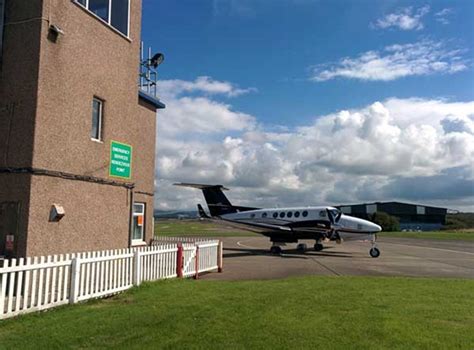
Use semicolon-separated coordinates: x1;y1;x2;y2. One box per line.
314;240;324;252
296;243;307;253
270;243;284;255
369;234;380;258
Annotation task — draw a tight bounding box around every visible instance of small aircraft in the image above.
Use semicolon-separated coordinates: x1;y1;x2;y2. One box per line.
174;183;382;257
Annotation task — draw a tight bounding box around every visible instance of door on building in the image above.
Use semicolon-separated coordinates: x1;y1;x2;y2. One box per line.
0;201;21;258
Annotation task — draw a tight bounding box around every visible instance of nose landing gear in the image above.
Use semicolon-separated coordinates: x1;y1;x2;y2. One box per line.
369;234;380;258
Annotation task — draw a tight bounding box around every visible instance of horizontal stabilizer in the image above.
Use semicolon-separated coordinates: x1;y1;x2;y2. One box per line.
174;183;229;191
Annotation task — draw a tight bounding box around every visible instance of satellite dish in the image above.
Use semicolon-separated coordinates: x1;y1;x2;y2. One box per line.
150;53;164;68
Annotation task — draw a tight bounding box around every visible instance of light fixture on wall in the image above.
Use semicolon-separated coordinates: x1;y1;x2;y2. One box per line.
150;53;164;68
49;204;65;222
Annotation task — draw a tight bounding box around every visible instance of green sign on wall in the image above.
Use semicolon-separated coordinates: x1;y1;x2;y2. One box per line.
109;141;132;179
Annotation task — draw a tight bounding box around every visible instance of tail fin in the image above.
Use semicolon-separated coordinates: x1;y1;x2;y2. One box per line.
174;183;258;217
197;204;210;219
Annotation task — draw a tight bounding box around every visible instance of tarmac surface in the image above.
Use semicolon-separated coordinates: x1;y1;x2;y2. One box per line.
203;236;474;280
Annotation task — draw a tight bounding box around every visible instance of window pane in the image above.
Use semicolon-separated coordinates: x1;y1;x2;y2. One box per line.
76;0;87;6
91;99;101;140
133;204;144;214
132;216;142;240
111;0;129;35
89;0;109;22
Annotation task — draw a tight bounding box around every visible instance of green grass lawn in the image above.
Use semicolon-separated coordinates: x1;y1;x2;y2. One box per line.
0;277;473;349
379;230;474;241
155;219;257;237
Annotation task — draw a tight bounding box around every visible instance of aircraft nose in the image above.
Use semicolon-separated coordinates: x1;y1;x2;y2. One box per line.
371;222;382;232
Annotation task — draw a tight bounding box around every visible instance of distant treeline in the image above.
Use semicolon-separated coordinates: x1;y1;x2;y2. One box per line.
443;213;474;230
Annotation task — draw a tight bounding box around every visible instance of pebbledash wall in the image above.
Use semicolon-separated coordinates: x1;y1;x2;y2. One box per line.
0;0;165;258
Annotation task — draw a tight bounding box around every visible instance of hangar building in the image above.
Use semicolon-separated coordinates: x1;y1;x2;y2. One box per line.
337;202;447;231
0;0;164;258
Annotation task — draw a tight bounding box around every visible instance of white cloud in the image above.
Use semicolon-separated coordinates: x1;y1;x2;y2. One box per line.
158;76;257;99
155;79;474;212
373;5;430;31
310;40;469;82
435;8;453;25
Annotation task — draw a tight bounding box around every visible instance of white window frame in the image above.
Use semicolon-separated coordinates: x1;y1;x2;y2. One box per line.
132;202;146;245
73;0;131;38
91;97;103;142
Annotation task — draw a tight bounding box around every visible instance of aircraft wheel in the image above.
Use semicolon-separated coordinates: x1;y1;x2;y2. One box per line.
314;243;324;251
369;247;380;258
296;243;307;253
270;246;282;255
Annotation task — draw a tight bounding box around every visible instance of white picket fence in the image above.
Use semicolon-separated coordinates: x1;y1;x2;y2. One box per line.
0;239;222;320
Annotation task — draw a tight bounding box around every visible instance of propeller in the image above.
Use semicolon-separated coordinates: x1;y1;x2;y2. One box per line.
326;208;343;243
326;208;342;225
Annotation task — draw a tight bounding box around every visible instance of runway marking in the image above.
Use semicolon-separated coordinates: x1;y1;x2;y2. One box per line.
237;240;261;249
382;242;474;256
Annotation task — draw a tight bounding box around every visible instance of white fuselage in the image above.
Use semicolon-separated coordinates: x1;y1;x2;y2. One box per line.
222;206;382;234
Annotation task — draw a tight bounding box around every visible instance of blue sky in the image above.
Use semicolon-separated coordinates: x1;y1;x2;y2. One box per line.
143;0;473;124
141;0;474;211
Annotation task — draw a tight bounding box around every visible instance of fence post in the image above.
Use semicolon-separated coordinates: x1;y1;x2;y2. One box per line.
70;257;81;304
194;246;199;280
176;243;183;278
133;250;141;286
218;240;223;273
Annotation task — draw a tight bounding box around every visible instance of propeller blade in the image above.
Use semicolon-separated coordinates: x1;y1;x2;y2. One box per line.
326;208;335;224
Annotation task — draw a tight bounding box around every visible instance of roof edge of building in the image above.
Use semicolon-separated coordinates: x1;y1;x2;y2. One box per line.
138;91;166;109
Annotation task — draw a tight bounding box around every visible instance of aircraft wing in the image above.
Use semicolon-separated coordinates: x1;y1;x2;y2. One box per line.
224;219;330;235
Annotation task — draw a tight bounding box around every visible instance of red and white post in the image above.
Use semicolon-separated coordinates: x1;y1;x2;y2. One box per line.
176;243;183;278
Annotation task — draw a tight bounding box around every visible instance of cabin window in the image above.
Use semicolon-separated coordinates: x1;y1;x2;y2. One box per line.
279;212;285;218
287;212;293;218
273;212;278;218
294;211;300;218
262;212;267;218
302;211;308;217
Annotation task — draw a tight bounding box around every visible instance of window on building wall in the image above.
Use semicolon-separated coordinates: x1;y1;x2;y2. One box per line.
75;0;130;36
91;98;103;141
132;203;145;243
416;206;425;215
366;204;377;215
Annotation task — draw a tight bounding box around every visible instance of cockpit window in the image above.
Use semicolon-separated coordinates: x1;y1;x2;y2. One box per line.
319;211;326;217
